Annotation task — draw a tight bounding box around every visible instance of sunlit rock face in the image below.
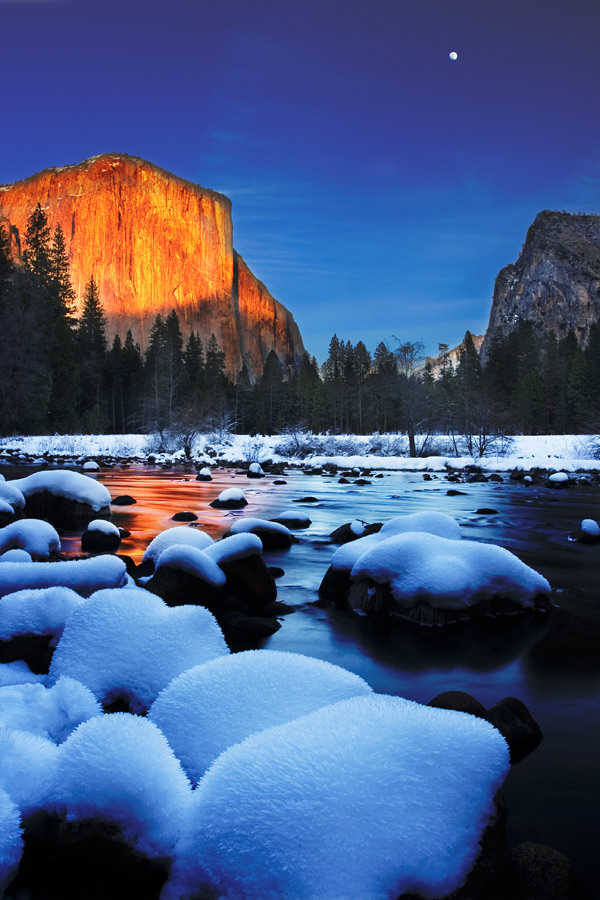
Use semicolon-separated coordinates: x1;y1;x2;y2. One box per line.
481;210;600;363
0;154;304;378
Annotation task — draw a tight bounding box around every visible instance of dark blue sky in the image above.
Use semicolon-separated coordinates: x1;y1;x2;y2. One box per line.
2;0;599;361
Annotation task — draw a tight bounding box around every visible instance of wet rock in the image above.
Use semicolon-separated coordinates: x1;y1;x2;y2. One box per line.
209;489;248;509
485;696;543;764
446;489;467;496
111;495;137;505
489;473;503;482
219;610;281;638
218;555;277;613
270;513;311;529
273;479;287;485
569;518;600;544
423;473;432;481
293;496;319;503
510;469;526;481
23;490;111;525
503;842;592;900
145;565;226;612
195;468;212;482
427;690;488;720
81;525;122;554
247;462;265;478
170;511;198;522
317;567;352;608
353;478;371;485
267;566;285;579
475;508;499;515
338;477;351;484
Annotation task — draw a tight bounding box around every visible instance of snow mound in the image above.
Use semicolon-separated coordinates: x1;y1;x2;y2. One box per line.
50;588;229;713
0;788;23;891
148;650;372;784
0;727;60;815
271;509;311;525
0;519;61;559
0;549;32;563
0;482;25;513
0;555;128;599
86;518;120;535
351;532;551;610
0;586;85;643
331;512;461;574
216;488;245;502
0;676;101;743
581;518;600;537
204;533;262;565
47;714;193;858
155;545;226;586
229;518;291;538
143;526;213;567
10;469;111;511
170;694;509;900
0;661;45;686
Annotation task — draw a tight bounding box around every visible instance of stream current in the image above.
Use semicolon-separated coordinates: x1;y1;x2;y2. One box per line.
3;462;599;885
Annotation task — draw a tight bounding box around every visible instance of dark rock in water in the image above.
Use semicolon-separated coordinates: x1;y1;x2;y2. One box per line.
115;554;137;578
375;473;384;478
353;478;371;485
317;567;352;608
118;527;131;539
475;508;499;515
569;521;600;544
273;479;287;485
11;811;169;900
267;566;285;579
219;610;281;637
447;791;508;900
510;469;525;481
218;555;277;612
504;842;592;900
489;473;503;482
195;471;212;482
0;632;54;674
293;496;319;503
133;558;155;580
427;690;488;720
171;511;198;522
225;524;293;551
81;528;121;554
466;472;488;483
423;473;432;481
486;696;543;764
262;600;294;616
446;489;467;496
111;495;137;505
338;477;350;484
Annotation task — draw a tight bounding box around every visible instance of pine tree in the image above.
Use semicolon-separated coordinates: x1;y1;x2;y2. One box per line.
77;276;108;426
48;224;75;318
23;203;51;284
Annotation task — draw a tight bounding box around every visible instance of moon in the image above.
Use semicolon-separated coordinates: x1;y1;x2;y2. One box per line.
449;51;458;60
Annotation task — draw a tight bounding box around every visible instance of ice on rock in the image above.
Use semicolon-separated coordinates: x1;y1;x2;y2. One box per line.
170;694;510;900
0;586;84;643
10;469;111;512
351;532;551;610
0;519;61;559
0;676;101;743
47;714;193;858
155;545;226;586
0;554;128;599
142;525;213;568
50;587;229;712
0;788;23;891
331;512;461;574
148;650;372;784
0;727;60;815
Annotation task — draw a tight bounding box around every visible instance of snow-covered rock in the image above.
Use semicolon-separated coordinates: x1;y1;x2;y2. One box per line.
142;526;213;569
0;549;32;563
9;469;112;517
228;517;292;550
0;677;101;743
349;532;551;618
0;555;128;599
154;545;226;587
210;488;248;509
0;727;60;815
204;533;263;566
148;650;372;784
0;587;85;644
49;588;229;713
167;694;509;900
0;661;45;687
46;714;193;859
0;519;61;560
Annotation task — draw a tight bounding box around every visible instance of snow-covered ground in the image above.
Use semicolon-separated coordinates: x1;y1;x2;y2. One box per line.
1;432;600;472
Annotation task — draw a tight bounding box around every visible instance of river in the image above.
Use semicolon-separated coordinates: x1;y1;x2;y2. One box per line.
3;461;600;886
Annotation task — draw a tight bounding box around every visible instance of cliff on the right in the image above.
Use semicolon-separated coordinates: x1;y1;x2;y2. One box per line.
480;210;600;364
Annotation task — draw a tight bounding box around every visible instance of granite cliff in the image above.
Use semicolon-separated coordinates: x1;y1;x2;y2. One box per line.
481;210;600;362
0;154;304;379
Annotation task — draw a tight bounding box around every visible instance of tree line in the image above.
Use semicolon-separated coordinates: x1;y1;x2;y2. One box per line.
1;204;599;452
